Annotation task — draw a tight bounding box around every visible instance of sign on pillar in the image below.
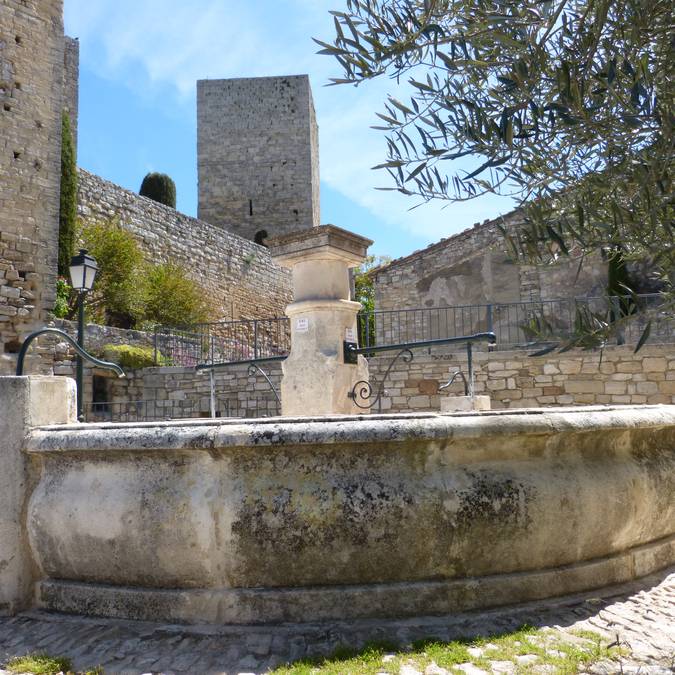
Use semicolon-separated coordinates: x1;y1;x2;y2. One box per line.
268;225;373;416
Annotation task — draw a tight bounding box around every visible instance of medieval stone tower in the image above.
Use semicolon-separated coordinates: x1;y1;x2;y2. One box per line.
197;75;320;242
0;0;66;369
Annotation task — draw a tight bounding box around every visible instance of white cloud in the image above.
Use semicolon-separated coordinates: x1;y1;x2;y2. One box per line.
64;0;515;245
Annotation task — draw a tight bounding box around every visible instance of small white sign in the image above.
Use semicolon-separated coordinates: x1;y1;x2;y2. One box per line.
295;318;310;333
345;327;356;342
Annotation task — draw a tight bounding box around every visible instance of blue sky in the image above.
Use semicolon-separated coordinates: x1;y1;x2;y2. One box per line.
64;0;515;260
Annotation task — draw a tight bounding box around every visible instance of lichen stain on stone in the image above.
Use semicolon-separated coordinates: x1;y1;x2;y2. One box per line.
455;469;534;531
231;470;414;555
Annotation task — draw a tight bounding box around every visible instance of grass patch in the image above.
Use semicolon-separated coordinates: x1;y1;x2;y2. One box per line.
5;654;103;675
6;653;72;675
270;625;626;674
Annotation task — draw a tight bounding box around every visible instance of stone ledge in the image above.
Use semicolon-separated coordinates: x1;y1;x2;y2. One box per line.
35;534;675;625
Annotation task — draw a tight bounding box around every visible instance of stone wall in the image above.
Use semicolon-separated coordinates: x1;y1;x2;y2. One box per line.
84;343;675;420
373;211;607;319
62;36;78;153
0;0;64;374
369;344;675;413
197;75;320;242
77;169;292;322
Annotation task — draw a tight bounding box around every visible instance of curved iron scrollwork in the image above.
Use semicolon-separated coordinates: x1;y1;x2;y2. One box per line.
440;370;469;397
348;348;413;410
247;363;281;404
15;328;125;378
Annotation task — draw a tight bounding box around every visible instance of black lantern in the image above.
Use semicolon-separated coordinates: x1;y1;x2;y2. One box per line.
69;249;98;421
69;249;98;292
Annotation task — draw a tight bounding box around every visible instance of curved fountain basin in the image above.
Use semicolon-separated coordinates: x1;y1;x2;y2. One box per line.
26;405;675;624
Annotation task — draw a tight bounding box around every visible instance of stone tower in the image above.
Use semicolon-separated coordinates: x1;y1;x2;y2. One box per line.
197;75;320;242
0;0;64;372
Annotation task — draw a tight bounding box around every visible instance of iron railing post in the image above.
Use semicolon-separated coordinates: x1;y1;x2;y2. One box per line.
209;369;216;419
486;304;494;335
153;328;158;366
467;342;474;398
76;291;85;421
254;320;259;359
610;296;625;345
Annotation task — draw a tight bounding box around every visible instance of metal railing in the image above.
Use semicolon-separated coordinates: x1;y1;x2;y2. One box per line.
360;293;672;351
156;293;672;366
154;317;290;367
84;395;280;423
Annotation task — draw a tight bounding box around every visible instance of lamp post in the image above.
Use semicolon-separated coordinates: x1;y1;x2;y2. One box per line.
68;249;98;421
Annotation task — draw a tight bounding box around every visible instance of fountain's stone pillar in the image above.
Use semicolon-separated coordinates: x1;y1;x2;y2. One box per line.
0;376;76;614
269;225;372;416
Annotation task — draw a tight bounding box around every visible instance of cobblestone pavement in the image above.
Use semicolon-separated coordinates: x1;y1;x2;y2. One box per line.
0;568;673;675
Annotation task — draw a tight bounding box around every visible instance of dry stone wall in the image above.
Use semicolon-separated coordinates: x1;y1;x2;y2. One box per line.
197;75;320;242
77;169;292;322
0;0;64;374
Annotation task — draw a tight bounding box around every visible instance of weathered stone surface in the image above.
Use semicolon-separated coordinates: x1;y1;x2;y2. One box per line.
198;75;320;241
24;405;675;624
0;0;64;370
76;169;292;324
270;225;372;416
0;376;75;614
372;210;607;333
440;394;491;412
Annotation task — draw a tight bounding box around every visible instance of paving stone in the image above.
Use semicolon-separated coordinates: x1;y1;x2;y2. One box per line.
0;570;672;675
455;663;489;675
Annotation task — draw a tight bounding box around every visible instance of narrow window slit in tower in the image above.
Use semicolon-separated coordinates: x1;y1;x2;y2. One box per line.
249;200;253;217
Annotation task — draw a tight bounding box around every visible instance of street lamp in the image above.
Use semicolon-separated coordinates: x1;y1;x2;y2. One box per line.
68;249;98;421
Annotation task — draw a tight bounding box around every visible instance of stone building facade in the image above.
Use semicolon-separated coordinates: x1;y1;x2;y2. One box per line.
371;210;608;345
373;210;606;309
77;169;292;322
0;0;64;372
197;75;320;242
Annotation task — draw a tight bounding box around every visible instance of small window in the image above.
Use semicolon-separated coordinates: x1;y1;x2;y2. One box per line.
254;230;268;246
249;199;253;216
92;375;110;412
4;340;21;354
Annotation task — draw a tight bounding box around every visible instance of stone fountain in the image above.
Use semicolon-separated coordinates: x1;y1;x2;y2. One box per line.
1;226;674;625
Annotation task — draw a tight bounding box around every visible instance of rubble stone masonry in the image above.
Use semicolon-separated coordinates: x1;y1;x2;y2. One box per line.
197;75;320;241
77;169;292;322
373;211;607;313
0;0;64;373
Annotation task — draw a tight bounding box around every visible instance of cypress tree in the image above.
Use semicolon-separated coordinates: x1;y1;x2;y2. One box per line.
139;172;176;209
58;111;77;276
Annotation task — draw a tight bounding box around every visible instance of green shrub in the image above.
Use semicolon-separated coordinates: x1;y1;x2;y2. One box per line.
102;344;169;369
145;263;212;327
52;277;74;319
139;172;176;209
80;219;147;328
58;111;77;276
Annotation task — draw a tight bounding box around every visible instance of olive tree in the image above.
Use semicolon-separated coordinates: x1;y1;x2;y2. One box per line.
318;0;673;348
